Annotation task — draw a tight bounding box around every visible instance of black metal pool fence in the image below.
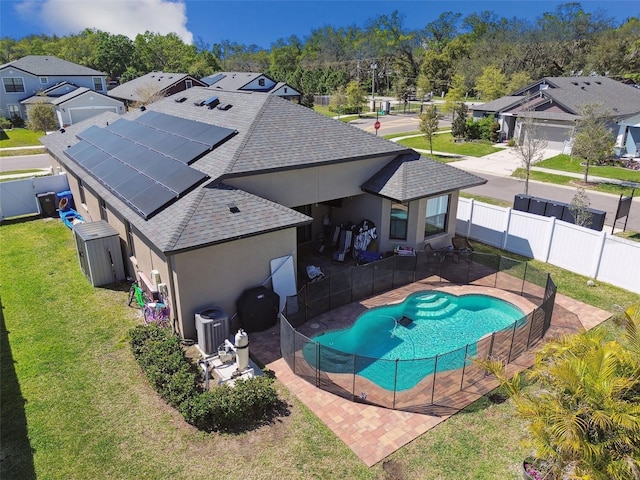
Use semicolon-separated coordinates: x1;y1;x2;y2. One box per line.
280;252;557;413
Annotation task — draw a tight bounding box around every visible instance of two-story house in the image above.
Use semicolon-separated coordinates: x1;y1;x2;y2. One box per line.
0;55;108;121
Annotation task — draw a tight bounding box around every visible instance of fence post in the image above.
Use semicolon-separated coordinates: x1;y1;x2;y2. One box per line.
430;355;439;405
466;198;475;238
591;229;607;279
521;262;528;296
507;322;517;363
353;354;357;400
393;359;399;409
460;344;469;391
501;207;512;250
543;217;556;263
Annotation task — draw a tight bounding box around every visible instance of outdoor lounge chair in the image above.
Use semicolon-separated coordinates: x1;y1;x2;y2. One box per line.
452;236;473;253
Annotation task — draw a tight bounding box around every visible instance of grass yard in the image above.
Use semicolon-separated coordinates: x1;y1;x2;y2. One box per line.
397;133;503;157
0;128;45;148
536;154;640;183
513;168;638;197
1;218;638;480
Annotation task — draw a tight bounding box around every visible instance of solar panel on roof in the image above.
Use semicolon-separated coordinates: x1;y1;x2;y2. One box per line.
206;73;225;85
64;111;235;218
130;184;176;218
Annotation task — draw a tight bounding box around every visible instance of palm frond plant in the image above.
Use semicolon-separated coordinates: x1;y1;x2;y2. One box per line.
477;309;640;480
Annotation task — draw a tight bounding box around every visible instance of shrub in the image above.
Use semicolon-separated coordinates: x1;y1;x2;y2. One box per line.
129;325;280;431
180;376;278;431
9;114;25;128
0;117;12;130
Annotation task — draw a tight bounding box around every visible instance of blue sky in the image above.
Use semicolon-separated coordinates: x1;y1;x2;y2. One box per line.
1;1;638;49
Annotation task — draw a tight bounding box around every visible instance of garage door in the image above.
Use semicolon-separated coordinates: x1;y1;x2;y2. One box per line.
69;107;116;125
535;125;573;151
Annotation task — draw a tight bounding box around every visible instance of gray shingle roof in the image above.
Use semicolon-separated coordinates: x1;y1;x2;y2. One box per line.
476;76;640;118
41;87;477;255
471;96;522;113
539;76;640;117
0;55;105;76
202;72;265;91
361;153;487;202
108;72;205;102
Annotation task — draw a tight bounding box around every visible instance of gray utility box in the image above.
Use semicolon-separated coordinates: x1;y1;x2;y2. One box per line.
73;221;125;286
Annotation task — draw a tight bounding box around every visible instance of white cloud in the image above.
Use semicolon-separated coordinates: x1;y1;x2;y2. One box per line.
15;0;193;44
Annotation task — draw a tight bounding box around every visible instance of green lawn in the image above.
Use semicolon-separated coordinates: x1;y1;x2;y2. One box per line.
397;133;504;157
536;154;640;183
2;219;638;480
0;128;45;148
513;168;638;197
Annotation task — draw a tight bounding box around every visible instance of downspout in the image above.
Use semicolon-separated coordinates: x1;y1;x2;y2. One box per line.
166;254;181;338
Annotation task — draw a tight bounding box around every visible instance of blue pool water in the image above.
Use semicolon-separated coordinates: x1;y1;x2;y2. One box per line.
304;291;525;391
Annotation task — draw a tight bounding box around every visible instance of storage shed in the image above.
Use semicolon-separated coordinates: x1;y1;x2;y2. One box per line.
73;221;125;286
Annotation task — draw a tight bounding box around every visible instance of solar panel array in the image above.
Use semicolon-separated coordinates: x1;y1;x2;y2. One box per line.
64;111;236;219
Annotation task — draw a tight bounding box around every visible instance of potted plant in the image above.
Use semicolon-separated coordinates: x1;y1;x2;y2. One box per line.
478;304;640;480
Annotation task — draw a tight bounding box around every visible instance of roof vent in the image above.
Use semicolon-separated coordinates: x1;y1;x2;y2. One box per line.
140;105;146;111
216;103;232;111
227;203;240;214
59;128;65;133
174;97;187;103
204;96;220;109
194;99;205;106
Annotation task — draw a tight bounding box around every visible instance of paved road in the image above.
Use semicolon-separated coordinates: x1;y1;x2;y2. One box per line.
349;111;452;136
466;173;640;233
0;153;52;172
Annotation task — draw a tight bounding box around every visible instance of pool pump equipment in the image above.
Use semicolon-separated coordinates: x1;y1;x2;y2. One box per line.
199;328;254;389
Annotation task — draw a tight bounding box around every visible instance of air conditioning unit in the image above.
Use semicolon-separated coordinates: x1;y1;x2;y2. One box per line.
195;307;229;355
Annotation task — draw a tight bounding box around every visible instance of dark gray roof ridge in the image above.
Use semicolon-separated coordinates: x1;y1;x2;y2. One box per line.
162;187;208;251
223;94;273;174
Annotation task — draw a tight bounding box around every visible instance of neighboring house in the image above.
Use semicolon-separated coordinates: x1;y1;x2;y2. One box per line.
616;112;640;158
471;76;640;153
108;72;207;105
0;55;107;120
201;72;301;101
21;87;125;128
41;87;485;340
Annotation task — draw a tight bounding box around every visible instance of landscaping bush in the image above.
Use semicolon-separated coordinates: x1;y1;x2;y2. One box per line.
129;324;280;431
0;117;12;130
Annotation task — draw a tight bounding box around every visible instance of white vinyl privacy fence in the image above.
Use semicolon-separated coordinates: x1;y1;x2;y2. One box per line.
0;174;69;221
456;198;640;295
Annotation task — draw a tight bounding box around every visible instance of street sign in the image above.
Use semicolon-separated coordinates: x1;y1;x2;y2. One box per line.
374;121;381;130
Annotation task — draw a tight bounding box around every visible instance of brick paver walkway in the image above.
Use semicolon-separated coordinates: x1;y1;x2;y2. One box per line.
250;278;611;466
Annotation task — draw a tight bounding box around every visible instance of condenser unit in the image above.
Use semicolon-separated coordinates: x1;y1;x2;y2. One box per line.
195;307;229;355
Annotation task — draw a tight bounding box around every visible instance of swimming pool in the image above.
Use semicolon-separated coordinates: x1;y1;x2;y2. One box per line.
304;291;525;391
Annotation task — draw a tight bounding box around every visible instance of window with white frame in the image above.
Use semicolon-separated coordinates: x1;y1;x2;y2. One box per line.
258;78;265;86
3;77;25;93
390;202;408;240
7;104;20;117
92;77;103;91
425;194;450;237
185;80;192;88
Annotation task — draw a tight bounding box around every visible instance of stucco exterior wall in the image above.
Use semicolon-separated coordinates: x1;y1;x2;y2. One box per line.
225;155;396;207
170;228;297;340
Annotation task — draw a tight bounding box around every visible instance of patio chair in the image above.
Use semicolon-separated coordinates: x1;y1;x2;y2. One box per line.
424;243;445;264
452;236;473;253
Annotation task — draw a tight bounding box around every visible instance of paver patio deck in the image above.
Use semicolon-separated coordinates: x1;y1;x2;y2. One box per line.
249;277;612;466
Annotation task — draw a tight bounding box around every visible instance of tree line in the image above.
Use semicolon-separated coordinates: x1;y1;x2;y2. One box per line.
1;2;638;103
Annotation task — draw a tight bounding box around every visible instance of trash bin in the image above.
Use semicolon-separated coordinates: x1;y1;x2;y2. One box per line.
36;192;57;217
513;194;531;212
528;197;547;215
544;200;566;218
